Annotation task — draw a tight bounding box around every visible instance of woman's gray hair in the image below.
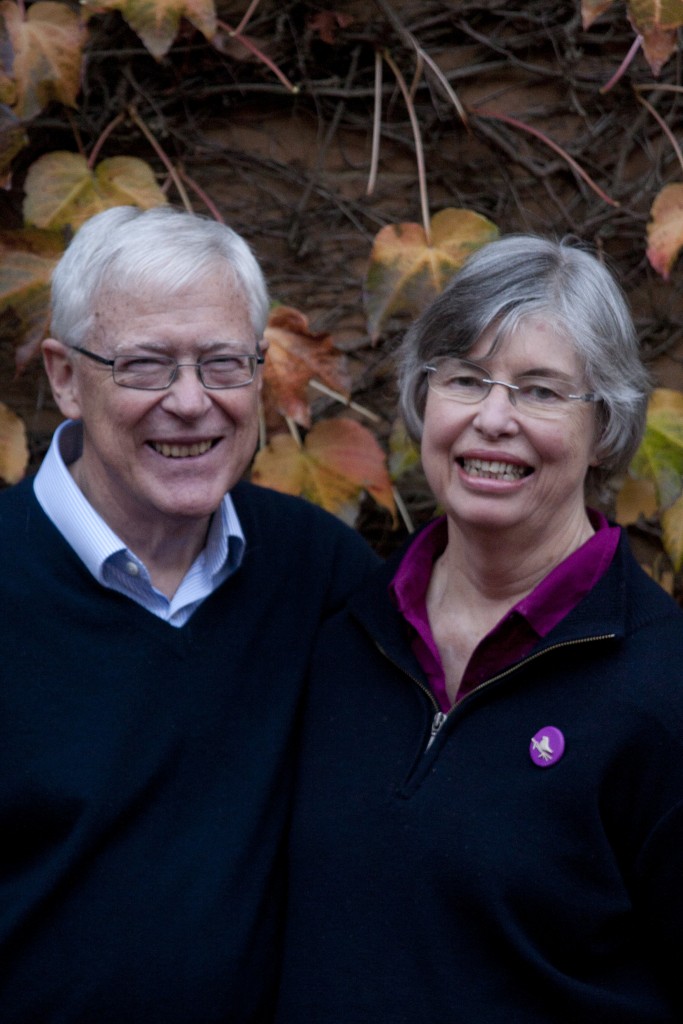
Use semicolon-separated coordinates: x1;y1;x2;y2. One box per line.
398;233;650;491
49;205;270;348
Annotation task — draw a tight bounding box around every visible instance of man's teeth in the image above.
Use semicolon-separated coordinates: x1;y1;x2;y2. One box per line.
152;440;213;458
462;458;527;480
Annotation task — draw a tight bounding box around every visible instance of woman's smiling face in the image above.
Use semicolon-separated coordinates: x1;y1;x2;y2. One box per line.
420;317;600;543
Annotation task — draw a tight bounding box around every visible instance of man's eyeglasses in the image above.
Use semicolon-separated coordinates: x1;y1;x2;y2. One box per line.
71;346;264;391
423;357;598;420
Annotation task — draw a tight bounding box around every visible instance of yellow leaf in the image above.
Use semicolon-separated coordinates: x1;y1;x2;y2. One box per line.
661;496;683;572
0;227;63;369
614;473;658;525
0;0;86;119
82;0;216;59
262;306;351;429
388;418;420;481
0;104;27;187
0;401;28;484
631;387;683;505
628;0;683;75
364;208;499;341
646;183;683;279
23;152;167;231
252;418;395;521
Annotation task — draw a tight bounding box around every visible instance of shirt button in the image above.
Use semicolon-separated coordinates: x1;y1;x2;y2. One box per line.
125;560;140;577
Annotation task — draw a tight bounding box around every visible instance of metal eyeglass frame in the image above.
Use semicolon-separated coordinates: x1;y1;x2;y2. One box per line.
71;345;265;391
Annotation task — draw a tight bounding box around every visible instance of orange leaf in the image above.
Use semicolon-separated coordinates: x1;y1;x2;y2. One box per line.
628;0;683;75
581;0;615;29
23;151;167;231
82;0;216;59
0;401;28;484
262;305;351;429
0;0;86;119
646;182;683;279
251;418;395;521
308;11;353;44
0;227;63;369
364;208;499;341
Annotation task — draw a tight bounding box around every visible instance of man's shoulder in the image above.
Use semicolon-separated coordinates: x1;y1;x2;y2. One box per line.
230;480;379;575
0;476;38;520
232;480;362;537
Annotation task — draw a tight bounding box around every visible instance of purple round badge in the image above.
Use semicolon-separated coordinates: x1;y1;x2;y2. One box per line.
529;726;565;768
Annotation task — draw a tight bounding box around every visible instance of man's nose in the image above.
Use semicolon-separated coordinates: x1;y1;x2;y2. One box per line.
162;364;213;415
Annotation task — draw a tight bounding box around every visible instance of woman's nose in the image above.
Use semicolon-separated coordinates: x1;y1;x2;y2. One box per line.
472;381;519;434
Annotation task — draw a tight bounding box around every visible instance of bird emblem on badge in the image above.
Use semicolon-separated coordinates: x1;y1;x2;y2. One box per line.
529;726;565;768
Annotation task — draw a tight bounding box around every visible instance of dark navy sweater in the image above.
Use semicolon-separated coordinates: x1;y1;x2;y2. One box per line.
0;478;378;1023
277;529;683;1023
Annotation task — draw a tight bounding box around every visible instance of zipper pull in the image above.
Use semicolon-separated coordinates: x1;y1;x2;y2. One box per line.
426;710;447;749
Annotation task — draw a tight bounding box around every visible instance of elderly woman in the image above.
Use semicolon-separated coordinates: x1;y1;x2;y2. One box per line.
276;235;683;1023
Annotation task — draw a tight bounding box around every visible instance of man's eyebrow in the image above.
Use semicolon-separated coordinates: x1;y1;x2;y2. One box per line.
113;339;256;354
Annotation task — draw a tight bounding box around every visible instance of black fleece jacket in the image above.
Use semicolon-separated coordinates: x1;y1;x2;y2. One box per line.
277;527;683;1024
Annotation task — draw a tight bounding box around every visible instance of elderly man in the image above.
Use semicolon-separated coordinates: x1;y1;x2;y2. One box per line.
0;205;378;1022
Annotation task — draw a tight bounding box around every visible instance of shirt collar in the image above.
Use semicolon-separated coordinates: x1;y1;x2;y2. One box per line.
33;419;245;588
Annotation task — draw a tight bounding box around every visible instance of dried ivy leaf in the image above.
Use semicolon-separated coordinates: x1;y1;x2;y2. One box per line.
646;182;683;280
252;417;395;521
262;305;351;429
0;0;85;119
388;418;420;481
614;474;658;525
364;208;499;341
83;0;216;59
581;0;615;29
23;152;167;231
583;0;682;74
0;103;27;187
630;387;683;571
628;0;683;75
0;227;63;370
0;400;28;484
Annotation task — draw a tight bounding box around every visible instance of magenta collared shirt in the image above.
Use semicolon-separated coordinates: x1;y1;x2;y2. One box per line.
390;510;621;711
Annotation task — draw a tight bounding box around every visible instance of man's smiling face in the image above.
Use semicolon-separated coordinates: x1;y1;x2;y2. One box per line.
50;270;262;543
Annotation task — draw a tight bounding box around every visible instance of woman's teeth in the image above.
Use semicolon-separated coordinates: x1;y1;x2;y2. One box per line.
462;458;527;481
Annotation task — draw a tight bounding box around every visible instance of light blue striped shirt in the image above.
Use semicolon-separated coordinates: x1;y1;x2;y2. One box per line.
33;419;246;627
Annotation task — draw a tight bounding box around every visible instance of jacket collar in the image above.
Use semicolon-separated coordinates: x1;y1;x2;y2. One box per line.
347;527;646;684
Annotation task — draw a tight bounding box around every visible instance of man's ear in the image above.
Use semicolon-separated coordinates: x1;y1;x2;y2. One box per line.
42;339;83;419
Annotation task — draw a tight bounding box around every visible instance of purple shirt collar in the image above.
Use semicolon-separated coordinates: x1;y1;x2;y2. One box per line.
391;510;620;711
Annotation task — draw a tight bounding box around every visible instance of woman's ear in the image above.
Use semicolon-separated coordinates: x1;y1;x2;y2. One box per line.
42;339;83;420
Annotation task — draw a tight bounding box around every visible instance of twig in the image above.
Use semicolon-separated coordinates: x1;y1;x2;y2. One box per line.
232;0;262;37
127;106;193;211
635;93;683;175
373;0;467;124
88;112;125;168
309;379;382;423
382;49;432;241
600;34;643;94
474;109;619;208
285;416;303;447
177;169;225;221
367;50;383;196
392;485;414;533
216;20;299;94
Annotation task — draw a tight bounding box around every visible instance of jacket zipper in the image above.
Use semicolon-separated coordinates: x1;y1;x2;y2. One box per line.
377;633;616;751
